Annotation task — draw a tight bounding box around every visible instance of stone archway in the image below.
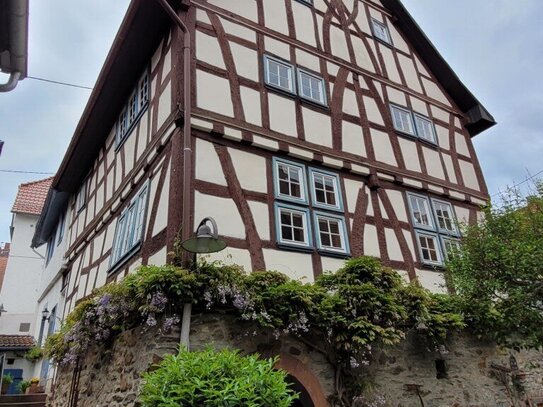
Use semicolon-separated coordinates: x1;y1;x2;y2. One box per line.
276;352;330;407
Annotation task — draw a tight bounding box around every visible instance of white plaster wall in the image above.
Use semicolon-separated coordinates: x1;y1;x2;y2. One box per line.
416;269;447;294
303;108;332;148
371;129;397;166
228;148;268;193
263;249;314;283
268;94;297;138
342;121;366;157
194;192;245;239
459;160;480;191
0;214;45;335
398;138;421;173
195;138;227;185
196;70;234;117
292;1;316;47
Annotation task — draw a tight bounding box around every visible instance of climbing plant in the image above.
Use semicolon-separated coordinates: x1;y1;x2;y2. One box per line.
46;256;464;406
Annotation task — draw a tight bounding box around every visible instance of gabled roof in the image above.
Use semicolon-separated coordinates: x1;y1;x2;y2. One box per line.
12;177;53;216
0;335;35;350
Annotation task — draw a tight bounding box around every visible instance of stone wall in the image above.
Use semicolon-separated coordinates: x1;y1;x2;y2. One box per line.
48;314;543;407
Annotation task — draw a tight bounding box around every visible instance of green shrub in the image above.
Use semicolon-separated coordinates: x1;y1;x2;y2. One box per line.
24;346;44;362
2;374;13;385
17;380;31;394
139;348;297;407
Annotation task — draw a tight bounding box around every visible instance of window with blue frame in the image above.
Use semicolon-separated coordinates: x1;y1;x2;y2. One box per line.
273;157;349;255
110;183;149;270
407;192;460;266
115;70;149;147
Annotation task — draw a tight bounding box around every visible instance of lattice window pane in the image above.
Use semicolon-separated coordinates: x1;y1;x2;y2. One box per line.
391;105;415;135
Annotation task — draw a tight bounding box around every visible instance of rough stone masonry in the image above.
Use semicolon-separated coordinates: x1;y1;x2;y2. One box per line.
49;314;543;407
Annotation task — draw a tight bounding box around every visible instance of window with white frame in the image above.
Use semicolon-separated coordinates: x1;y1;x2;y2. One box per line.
391;104;437;144
75;180;87;213
275;159;307;203
264;55;296;94
276;204;311;248
273;158;349;254
298;69;327;105
309;168;342;211
407;193;459;266
371;18;392;45
45;235;55;266
391;105;416;136
116;70;149;146
110;183;149;269
414;114;437;143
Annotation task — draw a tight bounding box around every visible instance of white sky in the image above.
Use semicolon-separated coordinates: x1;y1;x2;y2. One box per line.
1;0;542;245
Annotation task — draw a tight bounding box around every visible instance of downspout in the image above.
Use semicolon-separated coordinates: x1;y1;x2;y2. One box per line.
154;0;193;348
0;0;28;92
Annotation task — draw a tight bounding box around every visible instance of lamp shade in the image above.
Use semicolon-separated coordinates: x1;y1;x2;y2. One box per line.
180;217;227;254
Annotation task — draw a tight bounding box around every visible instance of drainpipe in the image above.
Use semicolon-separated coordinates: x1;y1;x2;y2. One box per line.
0;0;29;92
155;0;193;348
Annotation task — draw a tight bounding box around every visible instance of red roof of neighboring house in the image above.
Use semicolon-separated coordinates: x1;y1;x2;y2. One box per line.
11;177;53;216
0;335;35;350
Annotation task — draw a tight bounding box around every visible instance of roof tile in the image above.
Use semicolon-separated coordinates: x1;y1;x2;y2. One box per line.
0;335;35;349
11;177;53;216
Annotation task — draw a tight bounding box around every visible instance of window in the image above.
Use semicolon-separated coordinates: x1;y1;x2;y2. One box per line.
264;55;328;107
441;236;460;260
110;183;149;269
298;69;327;106
273;158;348;255
116;70;149;146
57;212;66;246
371;18;392;45
264;55;295;94
75;180;87;213
416;231;442;266
408;193;434;230
407;193;460;266
391;105;415;136
314;212;349;253
431;199;458;235
276;204;311;248
273;158;308;204
309;168;342;211
414;114;437;144
391;104;438;144
45;235;55;265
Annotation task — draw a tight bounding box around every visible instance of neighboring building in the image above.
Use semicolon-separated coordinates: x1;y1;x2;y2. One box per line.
0;243;10;291
0;335;35;394
33;0;494;399
0;177;52;386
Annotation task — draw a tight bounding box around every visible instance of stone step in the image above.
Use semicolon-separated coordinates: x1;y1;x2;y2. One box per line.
0;394;47;407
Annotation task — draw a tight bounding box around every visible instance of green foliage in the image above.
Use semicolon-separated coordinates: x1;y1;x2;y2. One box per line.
17;380;31;394
24;346;44;362
139;348;297;407
447;186;543;349
46;257;464;373
2;374;13;385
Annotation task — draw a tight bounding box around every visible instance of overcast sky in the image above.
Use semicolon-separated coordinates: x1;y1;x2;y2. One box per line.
1;0;542;245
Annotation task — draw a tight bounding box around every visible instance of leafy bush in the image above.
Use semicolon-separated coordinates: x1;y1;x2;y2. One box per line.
24;346;44;362
2;374;13;385
46;257;464;369
17;380;31;394
139;348;297;407
447;186;543;349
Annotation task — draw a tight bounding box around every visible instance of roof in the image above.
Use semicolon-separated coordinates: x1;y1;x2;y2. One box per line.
33;0;495;245
0;335;35;350
11;177;53;215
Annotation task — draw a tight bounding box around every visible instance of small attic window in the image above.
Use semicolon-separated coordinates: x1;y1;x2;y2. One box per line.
371;18;392;45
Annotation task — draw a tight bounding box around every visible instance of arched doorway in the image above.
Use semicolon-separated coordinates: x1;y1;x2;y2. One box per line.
275;352;330;407
287;374;314;407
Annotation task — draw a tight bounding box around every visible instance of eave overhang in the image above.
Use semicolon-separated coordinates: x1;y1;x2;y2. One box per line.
32;0;170;247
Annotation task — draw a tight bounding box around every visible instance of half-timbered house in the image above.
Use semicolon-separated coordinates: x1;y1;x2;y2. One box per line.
33;0;495;322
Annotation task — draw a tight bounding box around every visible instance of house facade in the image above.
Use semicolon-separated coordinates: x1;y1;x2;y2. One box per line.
34;0;494;338
0;178;52;389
